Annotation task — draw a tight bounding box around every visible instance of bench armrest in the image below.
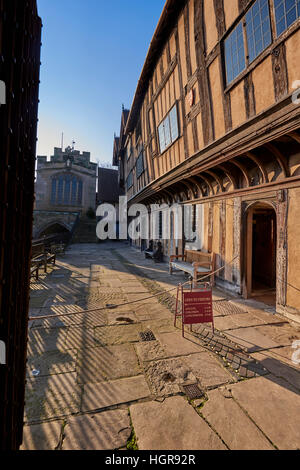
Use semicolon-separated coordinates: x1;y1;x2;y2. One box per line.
192;261;212;268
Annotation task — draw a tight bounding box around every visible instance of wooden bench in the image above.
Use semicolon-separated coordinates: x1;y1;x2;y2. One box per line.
169;250;216;286
30;243;56;281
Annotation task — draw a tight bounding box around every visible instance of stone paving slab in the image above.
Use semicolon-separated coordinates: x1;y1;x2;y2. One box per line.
230;376;300;449
214;312;267;331
25;372;82;423
130;396;226;450
135;340;167;363
251;323;300;347
144;357;197;396
107;311;139;325
183;352;235;389
21;421;63;450
65;326;97;350
26;349;77;378
62;410;131;450
223;326;279;353
201;388;274;450
94;324;142;346
140;318;177;335
27;328;68;355
251;349;300;390
82;376;151;411
76;344;141;384
134;303;171;321
157;332;206;357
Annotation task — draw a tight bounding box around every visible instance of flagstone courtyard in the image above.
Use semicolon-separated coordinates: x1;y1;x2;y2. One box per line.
22;242;300;450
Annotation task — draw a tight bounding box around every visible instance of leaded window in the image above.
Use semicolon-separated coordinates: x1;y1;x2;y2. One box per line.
225;22;246;84
274;0;300;36
136;151;144;178
51;174;83;206
126;171;133;190
224;0;273;85
158;104;179;154
246;0;272;63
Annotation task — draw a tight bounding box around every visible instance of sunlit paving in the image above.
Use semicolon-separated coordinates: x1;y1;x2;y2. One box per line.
19;241;300;451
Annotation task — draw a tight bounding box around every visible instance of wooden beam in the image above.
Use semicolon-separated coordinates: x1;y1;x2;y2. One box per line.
204;169;224;192
218;164;237;189
194;0;215;145
231;159;251;187
264;142;290;178
246;151;268;183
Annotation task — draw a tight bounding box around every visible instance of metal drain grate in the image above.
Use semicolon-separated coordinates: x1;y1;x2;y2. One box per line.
139;330;156;342
183;384;205;400
213;300;246;316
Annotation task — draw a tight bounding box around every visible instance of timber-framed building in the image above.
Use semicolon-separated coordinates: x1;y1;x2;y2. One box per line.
114;0;300;322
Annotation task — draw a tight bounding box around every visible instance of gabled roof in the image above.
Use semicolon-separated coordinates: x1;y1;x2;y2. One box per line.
112;136;120;166
125;0;186;134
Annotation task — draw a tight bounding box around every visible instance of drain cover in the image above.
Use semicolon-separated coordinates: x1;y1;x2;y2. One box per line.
139;330;156;342
183;384;204;400
213;301;246;316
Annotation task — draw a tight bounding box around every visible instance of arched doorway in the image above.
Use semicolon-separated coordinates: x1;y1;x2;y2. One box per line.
244;202;277;306
39;223;70;238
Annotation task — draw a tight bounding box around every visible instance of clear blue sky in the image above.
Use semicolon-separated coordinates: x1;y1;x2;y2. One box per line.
36;0;165;164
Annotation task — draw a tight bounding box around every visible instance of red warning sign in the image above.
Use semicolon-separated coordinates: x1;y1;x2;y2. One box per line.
175;284;214;337
183;290;213;325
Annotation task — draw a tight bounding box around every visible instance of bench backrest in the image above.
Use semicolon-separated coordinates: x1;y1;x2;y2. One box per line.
185;250;215;268
31;243;46;259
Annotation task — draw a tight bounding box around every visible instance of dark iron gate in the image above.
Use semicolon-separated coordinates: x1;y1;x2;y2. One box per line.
0;0;41;450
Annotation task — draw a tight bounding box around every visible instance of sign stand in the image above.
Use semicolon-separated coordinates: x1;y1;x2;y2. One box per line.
175;282;214;337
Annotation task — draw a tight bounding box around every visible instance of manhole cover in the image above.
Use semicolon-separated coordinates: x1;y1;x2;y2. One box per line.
140;330;156;342
213;301;246;316
183;384;205;400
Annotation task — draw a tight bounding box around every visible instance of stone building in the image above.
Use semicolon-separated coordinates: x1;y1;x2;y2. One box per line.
115;0;300;323
34;147;98;237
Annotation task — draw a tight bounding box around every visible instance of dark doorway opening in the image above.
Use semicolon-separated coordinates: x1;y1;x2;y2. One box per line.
245;203;277;306
39;223;69;237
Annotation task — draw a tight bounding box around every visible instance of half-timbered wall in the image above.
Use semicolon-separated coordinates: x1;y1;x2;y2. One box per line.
115;0;300;321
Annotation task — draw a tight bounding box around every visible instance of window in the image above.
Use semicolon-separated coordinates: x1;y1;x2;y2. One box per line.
51;174;83;206
51;178;57;204
225;22;246;84
136;151;144;178
246;0;272;63
158;104;179;153
224;0;272;85
126;171;133;190
274;0;300;36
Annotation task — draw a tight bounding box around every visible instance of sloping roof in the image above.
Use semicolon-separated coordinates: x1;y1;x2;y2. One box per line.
98;168;124;203
125;0;186;134
112;136;120;166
